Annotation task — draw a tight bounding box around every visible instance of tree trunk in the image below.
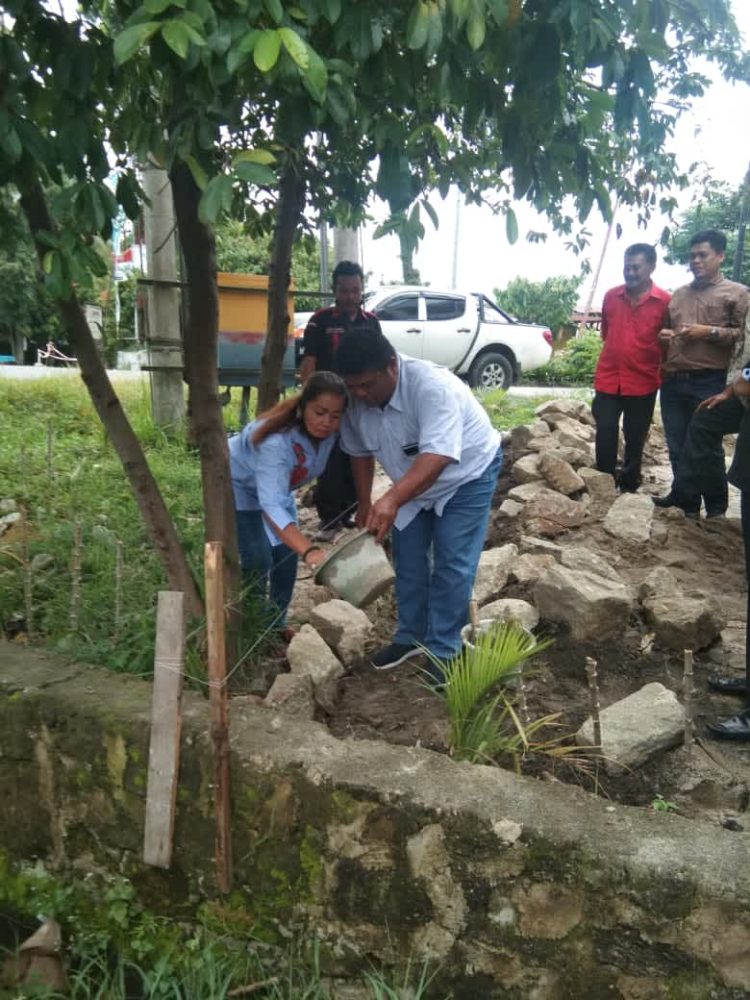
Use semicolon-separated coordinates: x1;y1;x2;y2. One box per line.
257;160;306;414
399;230;420;285
169;162;240;604
18;179;204;619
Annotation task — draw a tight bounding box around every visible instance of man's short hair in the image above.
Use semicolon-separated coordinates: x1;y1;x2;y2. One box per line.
332;260;364;287
690;229;727;253
625;243;656;267
335;327;396;376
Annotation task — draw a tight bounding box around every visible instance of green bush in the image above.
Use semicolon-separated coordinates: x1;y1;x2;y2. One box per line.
522;329;602;386
494;274;584;336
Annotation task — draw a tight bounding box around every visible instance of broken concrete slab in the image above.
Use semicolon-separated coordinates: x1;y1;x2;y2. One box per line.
473;544;519;605
511;454;543;484
603;493;655;544
264;673;316;720
642;593;724;652
522;489;587;538
535;399;595;426
508;481;550;503
510;553;558;585
498;498;524;519
287;625;344;713
576;682;684;772
518;535;563;560
560;545;626;584
537;452;585;496
577;467;617;502
308;600;372;666
534;564;633;640
476;598;540;631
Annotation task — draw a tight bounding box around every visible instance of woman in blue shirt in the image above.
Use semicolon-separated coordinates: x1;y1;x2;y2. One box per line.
229;371;347;624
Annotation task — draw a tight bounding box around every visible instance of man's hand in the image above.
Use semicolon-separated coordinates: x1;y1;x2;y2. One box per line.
696;385;733;412
658;328;674;346
680;323;711;340
365;493;400;543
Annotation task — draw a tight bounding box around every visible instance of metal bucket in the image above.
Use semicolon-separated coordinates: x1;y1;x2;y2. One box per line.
313;530;395;608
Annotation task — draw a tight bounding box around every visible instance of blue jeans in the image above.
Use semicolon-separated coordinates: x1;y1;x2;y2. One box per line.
391;448;502;660
659;370;727;492
235;510;298;625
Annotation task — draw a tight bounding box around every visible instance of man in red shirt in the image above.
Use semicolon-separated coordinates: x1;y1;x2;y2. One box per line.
592;244;671;492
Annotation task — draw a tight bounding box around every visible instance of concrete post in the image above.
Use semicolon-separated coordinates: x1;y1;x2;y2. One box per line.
142;165;185;430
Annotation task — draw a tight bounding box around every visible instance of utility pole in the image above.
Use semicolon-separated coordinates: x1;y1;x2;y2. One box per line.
578;202;618;335
141;164;185;431
451;189;461;289
732;163;750;283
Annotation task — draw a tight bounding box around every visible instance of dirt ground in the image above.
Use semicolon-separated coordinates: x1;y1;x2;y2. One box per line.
281;421;750;823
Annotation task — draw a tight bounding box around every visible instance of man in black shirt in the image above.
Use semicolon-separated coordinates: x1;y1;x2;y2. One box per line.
300;261;383;541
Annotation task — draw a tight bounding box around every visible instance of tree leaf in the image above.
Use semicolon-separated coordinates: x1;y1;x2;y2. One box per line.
323;0;341;23
279;27;309;68
505;207;518;244
199;174;233;223
422;198;439;230
143;0;173;14
253;29;282;71
113;22;160;64
185;154;209;189
234;161;276;185
233;148;277;165
302;46;327;103
161;20;191;59
263;0;283;24
449;0;469;20
407;1;430;50
467;12;486;49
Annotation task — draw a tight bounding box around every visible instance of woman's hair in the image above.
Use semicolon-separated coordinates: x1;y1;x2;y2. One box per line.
251;370;347;445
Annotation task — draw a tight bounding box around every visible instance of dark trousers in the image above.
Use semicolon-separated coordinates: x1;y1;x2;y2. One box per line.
659;370;727;501
592;390;656;491
675;395;744;516
314;440;358;528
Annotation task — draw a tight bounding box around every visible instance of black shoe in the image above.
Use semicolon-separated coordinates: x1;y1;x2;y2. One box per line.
653;493;676;508
707;674;747;695
370;642;421;671
706;710;750;741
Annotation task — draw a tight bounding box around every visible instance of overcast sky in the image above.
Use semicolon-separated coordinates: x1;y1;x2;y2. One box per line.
359;1;750;309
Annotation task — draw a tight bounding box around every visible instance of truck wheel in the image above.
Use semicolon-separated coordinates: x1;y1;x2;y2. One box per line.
469;352;514;390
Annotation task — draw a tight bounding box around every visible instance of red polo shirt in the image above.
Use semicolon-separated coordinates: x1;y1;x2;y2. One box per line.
594;282;671;395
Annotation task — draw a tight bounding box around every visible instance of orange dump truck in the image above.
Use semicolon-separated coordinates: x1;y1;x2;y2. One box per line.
217;273;300;388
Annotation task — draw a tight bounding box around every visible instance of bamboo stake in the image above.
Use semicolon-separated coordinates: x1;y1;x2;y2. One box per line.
114;539;124;641
585;656;602;751
683;648;694;759
205;540;232;893
69;520;82;632
468;591;479;644
516;660;530;727
20;507;33;639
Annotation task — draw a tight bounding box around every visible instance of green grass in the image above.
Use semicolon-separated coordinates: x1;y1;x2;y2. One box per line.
0;376;272;681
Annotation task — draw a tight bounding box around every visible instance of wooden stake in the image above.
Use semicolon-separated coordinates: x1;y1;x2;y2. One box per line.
69;520;82;631
585;656;602;751
114;539;124;641
468;591;479;644
516;660;530;727
683;648;694;758
143;591;185;868
205;540;232;893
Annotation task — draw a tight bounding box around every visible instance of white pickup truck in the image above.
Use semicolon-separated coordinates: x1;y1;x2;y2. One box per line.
297;286;553;390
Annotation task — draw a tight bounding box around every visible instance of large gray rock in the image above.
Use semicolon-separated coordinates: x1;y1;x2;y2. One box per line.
518;535;563;560
552;430;596;459
477;597;540;631
534;564;633;640
642;594;724;652
535;398;595;426
603;493;654;543
508;481;550;503
510;553;558;585
511;421;552;457
498;498;524;520
637;566;679;602
528;438;593;468
522;489;587;538
550;415;595;443
560;545;626;584
308;599;372;666
473;544;519;604
287;625;344;713
264;673;316;720
576;682;684;772
577;467;617;502
537;452;585;496
511;454;543;484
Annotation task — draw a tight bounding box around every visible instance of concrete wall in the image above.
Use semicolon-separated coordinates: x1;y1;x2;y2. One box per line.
1;643;750;999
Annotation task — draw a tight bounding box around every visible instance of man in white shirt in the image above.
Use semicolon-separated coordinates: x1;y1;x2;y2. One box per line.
335;328;503;674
